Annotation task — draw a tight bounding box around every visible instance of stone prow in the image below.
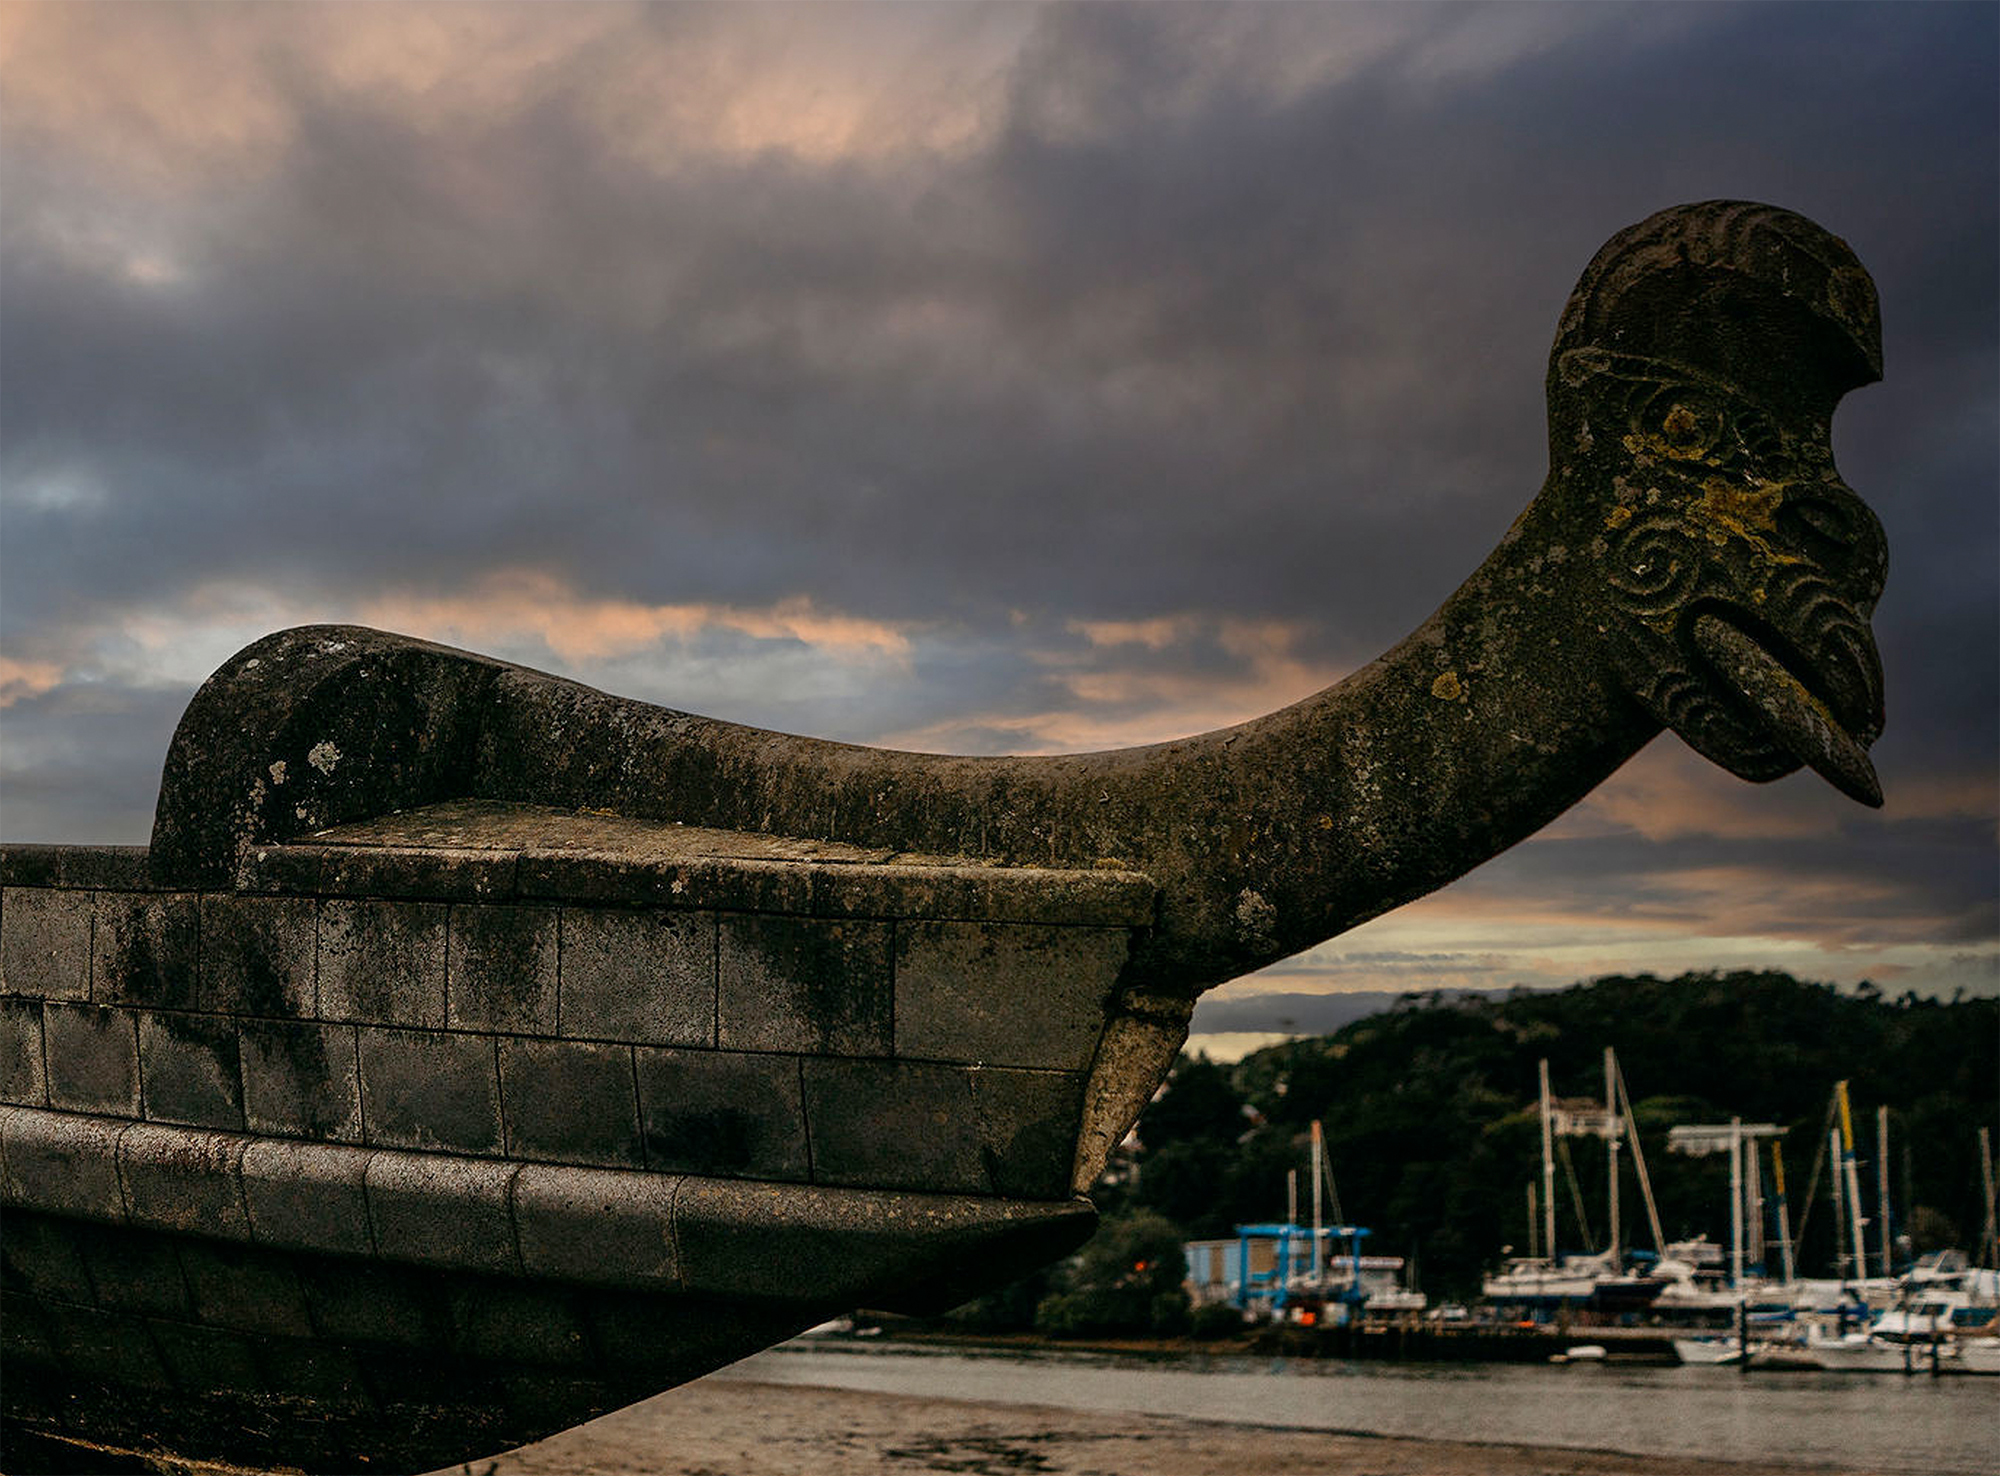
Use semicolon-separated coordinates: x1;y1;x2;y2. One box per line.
150;200;1888;1008
151;498;1658;1010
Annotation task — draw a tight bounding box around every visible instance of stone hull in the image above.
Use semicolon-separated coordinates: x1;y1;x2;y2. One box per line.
0;808;1149;1472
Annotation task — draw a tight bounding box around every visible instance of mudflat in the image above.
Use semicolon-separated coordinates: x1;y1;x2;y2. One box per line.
436;1378;1908;1476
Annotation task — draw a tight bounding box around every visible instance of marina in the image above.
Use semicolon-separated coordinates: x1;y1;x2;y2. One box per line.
724;1339;1997;1475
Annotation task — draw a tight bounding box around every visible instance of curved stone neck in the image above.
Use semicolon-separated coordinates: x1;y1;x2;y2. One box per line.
472;487;1662;996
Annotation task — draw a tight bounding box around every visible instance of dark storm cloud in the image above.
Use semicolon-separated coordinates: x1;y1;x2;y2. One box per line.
1;3;1992;995
6;4;1988;644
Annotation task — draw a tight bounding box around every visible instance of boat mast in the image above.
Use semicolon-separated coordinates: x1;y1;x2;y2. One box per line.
1527;1182;1539;1260
1310;1120;1325;1286
1747;1133;1766;1275
1836;1082;1868;1279
1979;1126;1998;1276
1828;1124;1848;1276
1729;1118;1744;1291
1605;1047;1621;1265
1876;1105;1893;1276
1613;1053;1667;1255
1771;1142;1796;1285
1539;1059;1557;1261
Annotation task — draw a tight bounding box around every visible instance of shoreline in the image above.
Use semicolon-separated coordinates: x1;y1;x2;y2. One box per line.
440;1375;1926;1476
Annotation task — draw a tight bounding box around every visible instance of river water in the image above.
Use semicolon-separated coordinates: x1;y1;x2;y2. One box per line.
721;1340;1998;1474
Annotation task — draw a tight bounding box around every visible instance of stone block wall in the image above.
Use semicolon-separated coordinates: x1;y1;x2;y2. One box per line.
0;838;1151;1202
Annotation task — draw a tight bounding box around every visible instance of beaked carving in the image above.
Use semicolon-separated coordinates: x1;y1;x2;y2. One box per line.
1549;202;1886;804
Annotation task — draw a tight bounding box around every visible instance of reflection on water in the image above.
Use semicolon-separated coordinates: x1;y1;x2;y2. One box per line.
723;1341;1997;1474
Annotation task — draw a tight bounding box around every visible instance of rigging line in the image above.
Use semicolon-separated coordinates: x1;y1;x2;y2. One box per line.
1556;1136;1595;1251
1612;1053;1666;1254
1791;1089;1840;1266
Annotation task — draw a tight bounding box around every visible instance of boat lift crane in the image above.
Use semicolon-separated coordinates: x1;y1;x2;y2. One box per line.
1668;1120;1785;1290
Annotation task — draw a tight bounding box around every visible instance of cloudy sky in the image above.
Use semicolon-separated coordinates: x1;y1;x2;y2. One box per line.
2;2;1993;1052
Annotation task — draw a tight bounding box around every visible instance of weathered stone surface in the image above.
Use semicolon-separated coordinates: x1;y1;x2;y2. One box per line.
448;904;559;1034
894;921;1127;1070
69;1217;191;1314
0;1106;128;1219
366;1152;519;1274
36;1301;174;1388
0;848;61;888
92;891;199;1009
199;894;316;1017
233;841;327;895
41;1002;140;1115
798;1058;1086;1199
115;1121;249;1236
177;1236;316;1337
559;906;715;1046
149;1321;273;1396
0;998;45;1105
447;1279;592;1366
319;896;447;1027
813;862;1156;928
358;1026;503;1153
801;1057;981;1193
1;886;92;1001
671;1177;1097;1307
969;1066;1089;1200
137;1010;243;1128
324;843;519;901
296;1256;438;1348
497;1038;643;1167
634;1046;807;1179
717;915;890;1055
511;1162;681;1288
0;1209;93;1302
47;846;152;891
240;1018;364;1141
239;1136;375;1256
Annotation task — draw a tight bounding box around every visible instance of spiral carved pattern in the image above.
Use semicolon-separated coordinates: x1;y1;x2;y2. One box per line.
1604;511;1702;619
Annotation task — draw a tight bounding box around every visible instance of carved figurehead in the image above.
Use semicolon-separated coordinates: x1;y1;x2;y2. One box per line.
149;200;1889;1171
1549;201;1886;806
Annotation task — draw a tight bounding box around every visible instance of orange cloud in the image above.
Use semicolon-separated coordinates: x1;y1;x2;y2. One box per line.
360;570;912;664
1069;616;1194;650
0;656;64;708
883;613;1347;754
0;3;1022;198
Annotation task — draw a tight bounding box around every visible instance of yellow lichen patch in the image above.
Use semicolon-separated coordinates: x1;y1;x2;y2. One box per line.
1316;813;1334;831
1626;404;1717;463
1694;477;1801;563
1605;504;1634;530
1430;670;1464;702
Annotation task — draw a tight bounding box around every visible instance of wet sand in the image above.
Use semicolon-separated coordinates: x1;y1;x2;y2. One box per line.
443;1378;1909;1476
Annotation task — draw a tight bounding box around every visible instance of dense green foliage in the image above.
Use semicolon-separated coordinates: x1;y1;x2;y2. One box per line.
1031;1209;1192;1337
1109;971;1998;1300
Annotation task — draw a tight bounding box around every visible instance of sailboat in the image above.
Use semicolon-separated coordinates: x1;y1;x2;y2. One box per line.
1481;1051;1670;1312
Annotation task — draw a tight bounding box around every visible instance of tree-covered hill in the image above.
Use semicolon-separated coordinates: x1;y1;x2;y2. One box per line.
1111;971;1998;1300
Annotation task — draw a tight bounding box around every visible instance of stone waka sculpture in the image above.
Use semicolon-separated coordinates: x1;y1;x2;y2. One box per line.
0;201;1887;1474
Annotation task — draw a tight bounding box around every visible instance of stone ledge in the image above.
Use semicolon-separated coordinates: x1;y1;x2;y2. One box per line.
0;846;153;891
235;799;1157;925
0;1105;1094;1302
2;828;1156;930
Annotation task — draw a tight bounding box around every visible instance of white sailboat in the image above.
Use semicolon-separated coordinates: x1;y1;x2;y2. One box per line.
1483;1051;1672;1310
